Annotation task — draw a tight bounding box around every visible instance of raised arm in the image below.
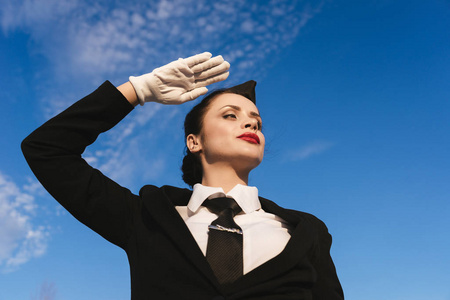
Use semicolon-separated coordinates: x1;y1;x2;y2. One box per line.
21;53;230;249
21;81;137;248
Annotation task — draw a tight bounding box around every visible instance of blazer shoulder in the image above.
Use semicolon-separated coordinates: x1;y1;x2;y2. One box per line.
259;196;329;231
292;209;331;236
139;184;192;206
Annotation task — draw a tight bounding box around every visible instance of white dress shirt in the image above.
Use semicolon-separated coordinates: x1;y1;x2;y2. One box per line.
175;183;292;274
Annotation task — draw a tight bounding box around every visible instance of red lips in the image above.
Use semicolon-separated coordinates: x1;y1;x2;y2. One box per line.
237;132;260;144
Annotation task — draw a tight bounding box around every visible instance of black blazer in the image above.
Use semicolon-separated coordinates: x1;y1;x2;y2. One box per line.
22;81;344;300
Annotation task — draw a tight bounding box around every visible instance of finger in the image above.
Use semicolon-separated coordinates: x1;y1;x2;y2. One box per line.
195;61;230;80
180;87;208;102
184;52;212;68
194;71;230;88
190;55;226;73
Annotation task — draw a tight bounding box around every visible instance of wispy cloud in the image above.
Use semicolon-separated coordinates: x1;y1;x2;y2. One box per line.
1;0;323;88
80;103;182;189
0;0;325;269
0;172;50;273
1;0;324;183
0;0;78;33
1;0;325;184
285;140;334;161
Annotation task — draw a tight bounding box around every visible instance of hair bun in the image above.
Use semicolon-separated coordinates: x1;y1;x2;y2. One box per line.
181;150;202;187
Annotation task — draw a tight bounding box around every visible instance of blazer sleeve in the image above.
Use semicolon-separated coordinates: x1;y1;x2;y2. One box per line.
311;219;345;300
21;81;138;249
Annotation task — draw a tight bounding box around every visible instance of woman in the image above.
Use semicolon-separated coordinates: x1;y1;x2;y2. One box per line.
22;52;344;299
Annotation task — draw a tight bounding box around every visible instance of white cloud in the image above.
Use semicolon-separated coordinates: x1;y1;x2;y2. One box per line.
1;0;325;148
241;20;255;33
2;0;326;185
1;0;323;88
78;103;182;189
1;0;327;187
0;172;50;273
286;140;334;161
0;0;78;33
0;0;326;270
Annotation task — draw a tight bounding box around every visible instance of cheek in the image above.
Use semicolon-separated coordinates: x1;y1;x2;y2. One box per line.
259;136;266;157
259;135;266;148
202;125;232;149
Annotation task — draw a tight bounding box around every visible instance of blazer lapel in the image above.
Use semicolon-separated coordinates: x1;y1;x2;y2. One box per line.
139;186;315;293
140;185;221;290
226;197;316;293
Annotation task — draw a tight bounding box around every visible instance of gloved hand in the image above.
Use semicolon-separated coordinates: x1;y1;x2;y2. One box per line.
129;52;230;105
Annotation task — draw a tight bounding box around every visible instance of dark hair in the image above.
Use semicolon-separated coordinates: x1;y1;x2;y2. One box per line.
181;89;228;187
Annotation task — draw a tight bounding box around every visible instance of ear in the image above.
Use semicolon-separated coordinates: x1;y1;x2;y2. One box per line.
186;134;202;154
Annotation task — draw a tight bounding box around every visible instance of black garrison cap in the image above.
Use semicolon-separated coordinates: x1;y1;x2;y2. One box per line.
223;80;257;104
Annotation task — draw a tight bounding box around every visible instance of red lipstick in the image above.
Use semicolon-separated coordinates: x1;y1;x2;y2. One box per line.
237;132;260;144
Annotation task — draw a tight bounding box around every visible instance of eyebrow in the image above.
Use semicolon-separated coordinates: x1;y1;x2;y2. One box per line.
220;105;261;118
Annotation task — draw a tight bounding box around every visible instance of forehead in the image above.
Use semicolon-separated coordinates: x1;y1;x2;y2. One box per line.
209;93;259;113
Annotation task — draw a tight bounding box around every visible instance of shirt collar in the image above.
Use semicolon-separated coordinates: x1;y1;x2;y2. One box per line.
188;183;261;214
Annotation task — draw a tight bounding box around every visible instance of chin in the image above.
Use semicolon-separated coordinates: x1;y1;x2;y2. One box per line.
233;154;263;171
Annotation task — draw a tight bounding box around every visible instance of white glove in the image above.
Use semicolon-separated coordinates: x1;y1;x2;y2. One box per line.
129;52;230;105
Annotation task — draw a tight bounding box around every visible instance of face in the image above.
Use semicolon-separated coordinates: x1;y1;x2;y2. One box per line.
187;93;265;172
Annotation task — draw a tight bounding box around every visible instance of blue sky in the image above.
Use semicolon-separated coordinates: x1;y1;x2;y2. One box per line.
1;0;449;299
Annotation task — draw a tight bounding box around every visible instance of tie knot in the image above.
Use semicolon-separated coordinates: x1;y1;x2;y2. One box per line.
202;197;242;217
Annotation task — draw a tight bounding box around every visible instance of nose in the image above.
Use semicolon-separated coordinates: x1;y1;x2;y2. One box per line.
243;118;258;131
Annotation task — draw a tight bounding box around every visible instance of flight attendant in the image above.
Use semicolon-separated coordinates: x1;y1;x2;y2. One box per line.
22;52;344;299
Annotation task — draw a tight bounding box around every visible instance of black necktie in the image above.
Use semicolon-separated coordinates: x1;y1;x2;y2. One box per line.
202;197;243;285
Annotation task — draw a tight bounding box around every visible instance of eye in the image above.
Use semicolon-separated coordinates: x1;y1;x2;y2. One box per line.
223;113;237;119
257;120;263;131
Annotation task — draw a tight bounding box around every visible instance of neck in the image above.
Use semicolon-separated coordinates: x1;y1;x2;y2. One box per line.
201;164;249;194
